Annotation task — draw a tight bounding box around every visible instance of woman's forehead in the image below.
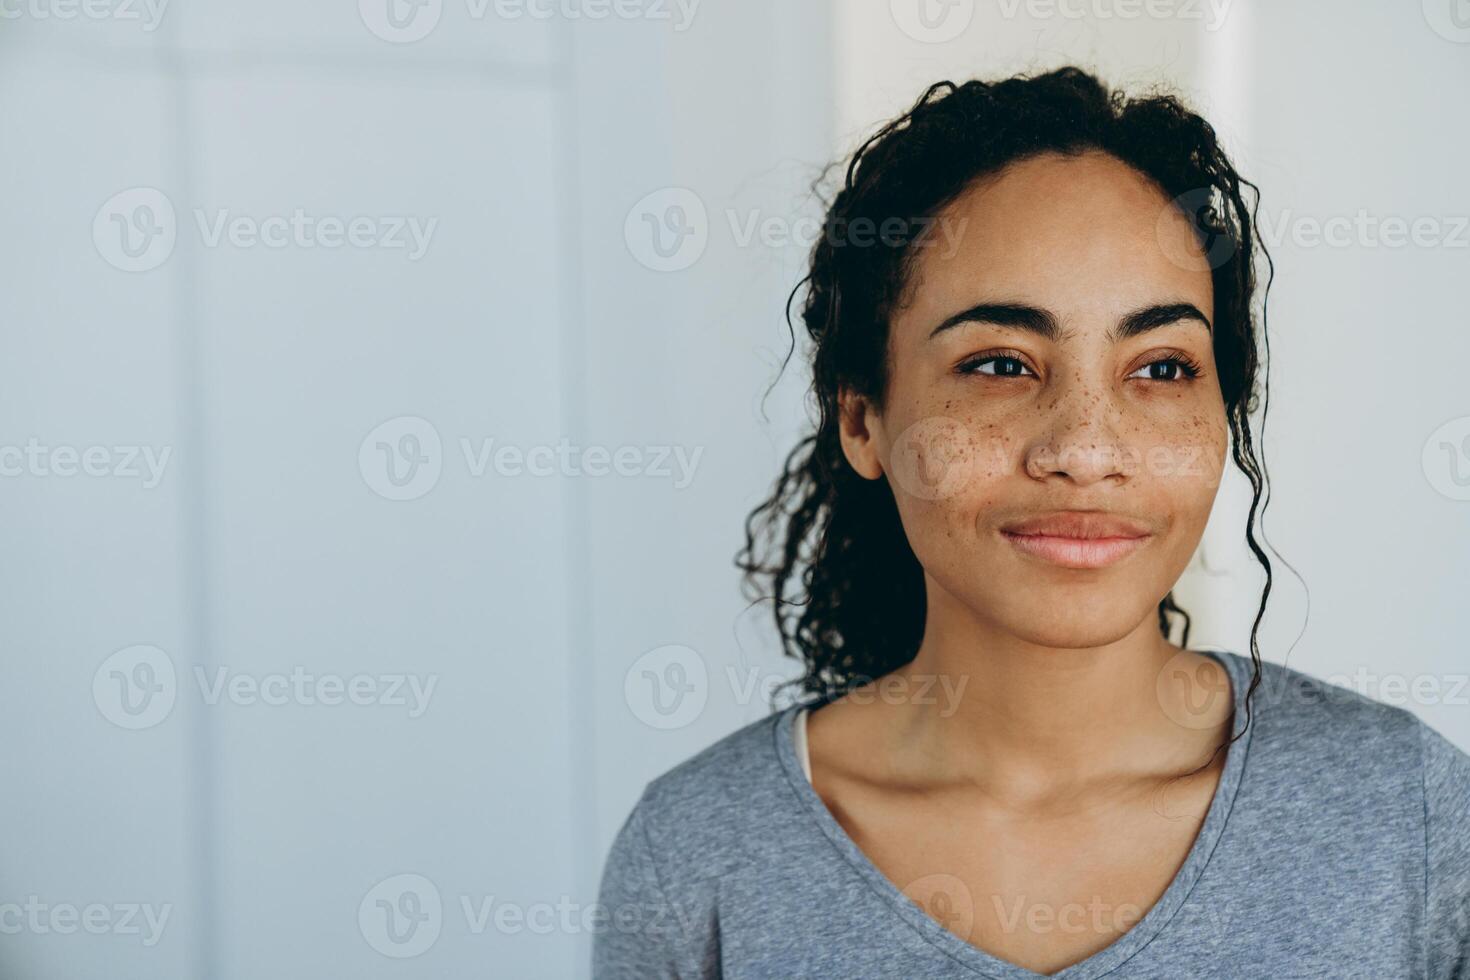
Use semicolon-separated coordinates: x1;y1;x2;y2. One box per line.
896;151;1214;335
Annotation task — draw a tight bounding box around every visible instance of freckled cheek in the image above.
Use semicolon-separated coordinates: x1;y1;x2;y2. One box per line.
927;424;1019;536
1127;415;1229;504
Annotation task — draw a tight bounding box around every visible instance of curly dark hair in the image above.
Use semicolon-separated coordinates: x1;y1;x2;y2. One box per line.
737;66;1276;730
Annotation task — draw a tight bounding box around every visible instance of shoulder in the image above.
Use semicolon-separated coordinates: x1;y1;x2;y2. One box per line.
594;708;803;976
1228;650;1470;850
637;706;805;861
1420;714;1470;809
617;706;806;883
1231;651;1434;766
1416;710;1470;966
1217;652;1469;976
1208;651;1470;848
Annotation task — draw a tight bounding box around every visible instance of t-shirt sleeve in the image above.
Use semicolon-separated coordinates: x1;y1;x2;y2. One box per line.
592;798;702;980
1422;720;1470;979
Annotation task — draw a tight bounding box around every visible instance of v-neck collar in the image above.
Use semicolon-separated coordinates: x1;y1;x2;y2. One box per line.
771;647;1255;979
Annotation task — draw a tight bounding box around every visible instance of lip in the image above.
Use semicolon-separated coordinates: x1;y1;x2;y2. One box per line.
999;511;1154;570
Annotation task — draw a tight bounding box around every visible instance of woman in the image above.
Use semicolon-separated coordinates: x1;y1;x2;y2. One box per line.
594;67;1470;978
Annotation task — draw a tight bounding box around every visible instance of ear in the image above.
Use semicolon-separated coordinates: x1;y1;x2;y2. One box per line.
837;388;885;481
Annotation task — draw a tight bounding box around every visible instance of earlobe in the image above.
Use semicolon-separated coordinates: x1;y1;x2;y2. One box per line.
837;389;885;481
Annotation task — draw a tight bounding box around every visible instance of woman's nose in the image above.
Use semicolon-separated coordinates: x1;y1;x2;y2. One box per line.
1023;389;1132;486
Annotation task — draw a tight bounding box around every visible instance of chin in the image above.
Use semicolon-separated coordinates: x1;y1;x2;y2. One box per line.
980;578;1163;650
1003;615;1148;650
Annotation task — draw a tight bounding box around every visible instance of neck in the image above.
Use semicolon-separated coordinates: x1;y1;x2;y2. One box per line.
887;575;1228;793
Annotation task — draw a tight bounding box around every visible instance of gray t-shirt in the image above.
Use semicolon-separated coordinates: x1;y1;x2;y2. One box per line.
593;649;1470;979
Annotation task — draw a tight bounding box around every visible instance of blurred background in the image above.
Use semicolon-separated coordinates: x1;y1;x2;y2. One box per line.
1;1;1466;976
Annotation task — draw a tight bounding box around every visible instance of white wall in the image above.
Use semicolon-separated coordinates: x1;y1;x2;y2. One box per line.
834;0;1470;752
0;2;830;977
1222;0;1470;751
2;3;1465;978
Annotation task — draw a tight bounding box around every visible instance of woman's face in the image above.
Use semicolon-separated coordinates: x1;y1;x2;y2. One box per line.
840;149;1229;648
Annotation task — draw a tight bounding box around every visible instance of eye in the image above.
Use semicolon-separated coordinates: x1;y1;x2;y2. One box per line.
1127;354;1203;382
958;354;1036;378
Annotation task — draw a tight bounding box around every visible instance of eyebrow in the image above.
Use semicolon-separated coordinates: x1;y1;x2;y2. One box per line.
927;302;1212;342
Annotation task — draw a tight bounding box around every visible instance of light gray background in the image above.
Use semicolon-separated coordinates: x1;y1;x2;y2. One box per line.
1;1;1465;977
